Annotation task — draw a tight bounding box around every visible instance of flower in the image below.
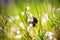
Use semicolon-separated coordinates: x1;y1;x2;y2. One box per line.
45;31;53;37
49;36;53;40
27;6;30;11
57;8;60;11
44;14;49;20
8;17;15;22
42;18;47;23
27;18;30;22
42;14;49;23
21;12;25;16
27;26;32;34
15;15;20;20
16;30;20;34
15;35;22;39
27;18;33;22
28;12;32;17
29;23;33;27
11;27;16;32
19;22;24;29
45;31;53;40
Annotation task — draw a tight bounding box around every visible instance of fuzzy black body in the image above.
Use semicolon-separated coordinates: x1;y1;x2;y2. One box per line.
30;17;38;26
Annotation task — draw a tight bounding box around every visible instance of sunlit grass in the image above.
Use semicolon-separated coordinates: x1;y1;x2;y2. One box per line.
0;0;60;40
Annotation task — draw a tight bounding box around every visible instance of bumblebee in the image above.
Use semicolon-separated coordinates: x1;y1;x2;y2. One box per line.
27;12;38;27
30;17;38;26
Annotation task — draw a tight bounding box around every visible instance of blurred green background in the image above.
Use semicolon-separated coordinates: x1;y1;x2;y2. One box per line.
0;0;60;40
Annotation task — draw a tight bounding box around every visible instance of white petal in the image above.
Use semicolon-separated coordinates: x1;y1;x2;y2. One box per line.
8;18;13;22
8;17;15;22
27;6;30;11
49;36;53;40
19;22;24;29
15;16;20;20
27;18;30;22
15;35;22;39
48;32;53;37
45;31;53;37
44;14;49;20
57;8;60;11
11;27;16;32
27;26;32;34
16;30;20;34
42;18;46;23
28;12;32;17
21;12;25;16
29;23;33;27
42;14;49;23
